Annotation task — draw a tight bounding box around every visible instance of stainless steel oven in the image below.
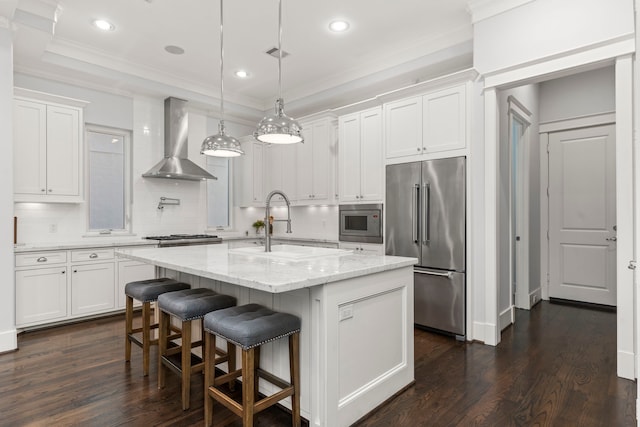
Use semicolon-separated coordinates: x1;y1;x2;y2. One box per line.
339;204;383;243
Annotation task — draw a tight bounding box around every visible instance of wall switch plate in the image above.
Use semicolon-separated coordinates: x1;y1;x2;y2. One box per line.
339;304;353;321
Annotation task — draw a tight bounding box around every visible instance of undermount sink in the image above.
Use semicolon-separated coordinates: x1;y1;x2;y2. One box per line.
229;244;352;260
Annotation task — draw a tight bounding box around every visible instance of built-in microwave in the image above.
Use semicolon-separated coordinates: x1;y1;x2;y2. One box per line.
339;203;383;244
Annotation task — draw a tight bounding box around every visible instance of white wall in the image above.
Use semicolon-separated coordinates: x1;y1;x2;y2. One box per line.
473;0;635;75
539;66;615;122
0;26;16;352
234;205;339;241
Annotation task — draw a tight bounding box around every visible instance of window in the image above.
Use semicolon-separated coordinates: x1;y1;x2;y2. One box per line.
87;126;131;233
206;156;231;229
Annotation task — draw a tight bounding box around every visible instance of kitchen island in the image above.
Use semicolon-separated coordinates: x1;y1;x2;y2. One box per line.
116;243;416;427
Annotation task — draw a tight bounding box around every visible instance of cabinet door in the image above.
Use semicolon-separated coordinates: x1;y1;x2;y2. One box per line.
46;105;81;196
296;125;314;202
265;145;296;204
338;113;361;202
311;120;331;201
14;99;47;195
423;85;466;153
71;262;115;316
16;266;67;326
251;142;265;204
359;108;383;201
117;260;155;308
384;96;422;159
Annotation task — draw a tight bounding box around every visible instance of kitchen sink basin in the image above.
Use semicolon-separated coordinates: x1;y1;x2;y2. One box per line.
229;244;352;260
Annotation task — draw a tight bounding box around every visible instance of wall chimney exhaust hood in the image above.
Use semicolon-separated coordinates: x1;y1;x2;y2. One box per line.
142;97;217;181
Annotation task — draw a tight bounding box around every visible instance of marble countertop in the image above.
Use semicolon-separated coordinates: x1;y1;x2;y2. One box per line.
14;238;157;253
116;243;417;294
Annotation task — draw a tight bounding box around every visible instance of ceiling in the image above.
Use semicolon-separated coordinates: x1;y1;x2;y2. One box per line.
9;0;474;120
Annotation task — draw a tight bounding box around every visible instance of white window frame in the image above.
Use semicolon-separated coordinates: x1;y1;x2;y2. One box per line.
84;124;132;236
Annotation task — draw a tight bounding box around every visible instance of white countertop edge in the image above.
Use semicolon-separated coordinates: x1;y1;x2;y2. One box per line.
116;249;417;294
14;239;157;253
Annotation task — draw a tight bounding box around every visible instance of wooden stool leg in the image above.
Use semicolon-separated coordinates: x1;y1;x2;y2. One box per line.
181;320;192;411
242;348;255;427
158;310;169;389
125;296;133;362
253;346;261;401
228;341;236;391
204;332;215;427
289;333;301;427
142;301;151;376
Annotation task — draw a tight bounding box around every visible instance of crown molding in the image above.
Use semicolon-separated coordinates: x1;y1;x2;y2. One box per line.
466;0;535;23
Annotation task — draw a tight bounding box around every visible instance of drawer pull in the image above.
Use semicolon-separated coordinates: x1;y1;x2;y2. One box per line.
37;257;47;263
89;253;98;259
61;270;65;274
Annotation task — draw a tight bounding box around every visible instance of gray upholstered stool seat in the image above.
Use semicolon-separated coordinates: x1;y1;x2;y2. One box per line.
125;278;190;302
124;277;190;377
157;288;236;411
203;304;301;427
203;303;301;349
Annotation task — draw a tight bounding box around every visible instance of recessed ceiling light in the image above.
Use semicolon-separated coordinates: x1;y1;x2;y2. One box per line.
93;19;115;31
164;45;185;55
235;70;249;78
329;20;350;32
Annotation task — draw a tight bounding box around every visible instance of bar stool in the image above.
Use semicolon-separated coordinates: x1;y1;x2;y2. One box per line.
157;288;237;410
203;303;301;427
124;278;190;376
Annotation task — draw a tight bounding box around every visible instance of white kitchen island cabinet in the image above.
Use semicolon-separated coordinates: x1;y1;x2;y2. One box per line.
116;243;416;427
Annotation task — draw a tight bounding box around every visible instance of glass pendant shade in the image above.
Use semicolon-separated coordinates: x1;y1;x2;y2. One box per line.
254;98;303;144
201;121;244;157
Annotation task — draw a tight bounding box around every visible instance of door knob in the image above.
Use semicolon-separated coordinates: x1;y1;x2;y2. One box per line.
606;237;617;242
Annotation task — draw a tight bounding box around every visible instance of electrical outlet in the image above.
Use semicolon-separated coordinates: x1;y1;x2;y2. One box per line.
339;304;353;321
49;224;57;233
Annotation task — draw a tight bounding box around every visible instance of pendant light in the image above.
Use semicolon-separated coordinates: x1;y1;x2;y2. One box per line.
201;0;244;157
254;0;303;144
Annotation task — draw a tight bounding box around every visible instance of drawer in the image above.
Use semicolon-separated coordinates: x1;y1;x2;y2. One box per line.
71;248;115;262
16;251;67;267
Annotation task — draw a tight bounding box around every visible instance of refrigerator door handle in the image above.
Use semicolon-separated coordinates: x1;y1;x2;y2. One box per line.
422;183;430;244
415;269;453;279
412;184;419;243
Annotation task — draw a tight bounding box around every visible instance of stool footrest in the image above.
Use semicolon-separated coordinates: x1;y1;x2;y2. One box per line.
257;368;291;390
127;333;158;349
208;387;244;418
255;386;295;414
213;368;242;387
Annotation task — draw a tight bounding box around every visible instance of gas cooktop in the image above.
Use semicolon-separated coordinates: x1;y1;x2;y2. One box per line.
143;234;222;246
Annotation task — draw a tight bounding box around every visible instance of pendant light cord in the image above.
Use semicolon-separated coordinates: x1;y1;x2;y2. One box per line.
278;0;282;103
220;0;225;124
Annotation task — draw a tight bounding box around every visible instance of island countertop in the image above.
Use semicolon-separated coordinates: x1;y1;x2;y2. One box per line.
115;243;417;294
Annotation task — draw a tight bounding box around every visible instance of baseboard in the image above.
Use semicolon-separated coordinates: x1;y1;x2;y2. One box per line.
0;328;17;353
499;306;514;331
472;321;499;346
618;349;635;380
529;288;542;307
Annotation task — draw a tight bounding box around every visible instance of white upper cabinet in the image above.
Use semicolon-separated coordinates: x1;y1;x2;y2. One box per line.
296;117;337;204
14;92;86;203
385;83;467;161
234;138;266;207
338;107;383;203
265;144;297;205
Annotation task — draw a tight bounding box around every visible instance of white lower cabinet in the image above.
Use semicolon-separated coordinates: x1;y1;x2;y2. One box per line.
339;242;385;255
15;266;68;326
71;262;115;316
117;259;155;308
15;245;156;328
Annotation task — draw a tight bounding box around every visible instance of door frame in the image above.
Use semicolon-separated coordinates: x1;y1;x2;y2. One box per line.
482;55;635;381
508;96;532;311
539;112;616;302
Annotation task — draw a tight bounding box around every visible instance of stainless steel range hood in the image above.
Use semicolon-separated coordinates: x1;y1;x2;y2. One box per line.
142;97;217;181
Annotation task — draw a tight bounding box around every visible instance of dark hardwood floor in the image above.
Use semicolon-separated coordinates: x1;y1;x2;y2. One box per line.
0;301;635;426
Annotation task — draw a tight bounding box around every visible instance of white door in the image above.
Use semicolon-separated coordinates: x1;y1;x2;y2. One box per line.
548;124;616;305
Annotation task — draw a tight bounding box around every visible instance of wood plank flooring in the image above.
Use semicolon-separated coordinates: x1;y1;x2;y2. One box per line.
0;301;635;426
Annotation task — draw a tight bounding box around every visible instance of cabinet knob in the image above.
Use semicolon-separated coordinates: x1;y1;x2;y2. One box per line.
48;189;53;192
61;270;65;274
422;147;426;151
37;257;47;263
417;148;420;152
89;253;98;259
73;270;77;273
41;189;46;192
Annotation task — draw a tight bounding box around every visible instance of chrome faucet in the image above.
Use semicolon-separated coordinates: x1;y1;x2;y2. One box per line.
264;190;292;252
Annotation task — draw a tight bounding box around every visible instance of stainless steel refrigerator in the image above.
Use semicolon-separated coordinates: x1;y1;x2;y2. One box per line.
385;157;466;339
